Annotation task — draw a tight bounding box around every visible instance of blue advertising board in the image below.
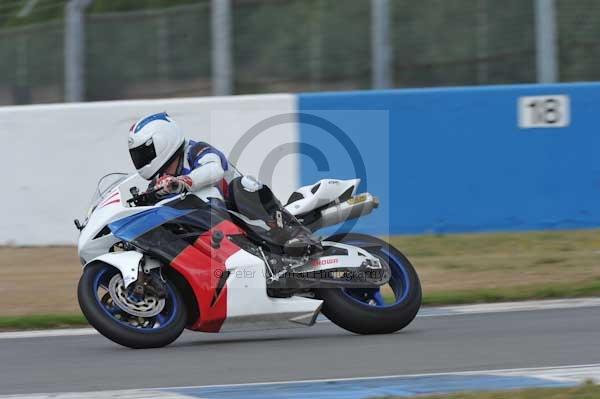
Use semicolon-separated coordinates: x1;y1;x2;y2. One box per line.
298;83;600;234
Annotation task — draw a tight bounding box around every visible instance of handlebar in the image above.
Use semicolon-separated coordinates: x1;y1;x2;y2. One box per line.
127;186;160;207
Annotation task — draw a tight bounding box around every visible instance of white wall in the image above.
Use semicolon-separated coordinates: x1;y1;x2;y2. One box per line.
1;94;298;245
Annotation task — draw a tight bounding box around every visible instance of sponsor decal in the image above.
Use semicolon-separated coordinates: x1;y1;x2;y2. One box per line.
99;191;121;208
347;194;367;205
311;257;339;268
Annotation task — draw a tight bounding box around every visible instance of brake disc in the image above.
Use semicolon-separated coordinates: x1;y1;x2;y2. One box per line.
108;274;165;318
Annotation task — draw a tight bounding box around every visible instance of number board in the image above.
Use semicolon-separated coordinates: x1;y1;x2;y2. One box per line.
518;95;570;128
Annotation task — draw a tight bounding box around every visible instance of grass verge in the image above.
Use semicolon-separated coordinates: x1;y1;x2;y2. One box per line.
0;314;87;331
372;382;600;399
2;229;600;330
422;278;600;305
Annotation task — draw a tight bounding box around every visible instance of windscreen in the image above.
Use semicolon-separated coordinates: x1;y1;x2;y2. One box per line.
87;173;130;216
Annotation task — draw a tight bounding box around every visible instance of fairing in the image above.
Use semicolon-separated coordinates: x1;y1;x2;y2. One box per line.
109;196;232;261
106;196;244;331
77;174;375;333
285;178;360;216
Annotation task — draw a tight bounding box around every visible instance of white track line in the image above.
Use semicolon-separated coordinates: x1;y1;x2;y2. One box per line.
0;391;190;399
3;363;599;398
0;327;97;340
154;363;600;390
2;297;600;340
417;297;600;317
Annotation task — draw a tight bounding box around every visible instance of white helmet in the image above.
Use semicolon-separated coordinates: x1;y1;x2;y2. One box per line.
128;112;185;179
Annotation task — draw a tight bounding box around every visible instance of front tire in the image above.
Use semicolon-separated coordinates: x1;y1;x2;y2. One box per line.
316;233;421;334
78;262;187;349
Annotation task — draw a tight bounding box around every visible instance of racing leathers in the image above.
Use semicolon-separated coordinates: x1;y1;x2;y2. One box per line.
153;140;229;198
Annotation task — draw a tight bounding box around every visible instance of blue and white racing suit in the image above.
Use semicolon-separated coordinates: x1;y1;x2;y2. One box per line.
179;139;230;195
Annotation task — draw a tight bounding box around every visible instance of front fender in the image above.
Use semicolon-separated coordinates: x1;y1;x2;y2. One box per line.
84;251;142;288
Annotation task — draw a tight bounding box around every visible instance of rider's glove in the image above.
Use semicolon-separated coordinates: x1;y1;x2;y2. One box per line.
155;175;193;197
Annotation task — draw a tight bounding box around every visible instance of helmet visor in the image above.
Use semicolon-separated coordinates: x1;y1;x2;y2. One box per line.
129;141;157;170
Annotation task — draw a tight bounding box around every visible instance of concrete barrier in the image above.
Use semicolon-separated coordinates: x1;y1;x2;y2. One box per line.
1;94;297;245
3;82;599;244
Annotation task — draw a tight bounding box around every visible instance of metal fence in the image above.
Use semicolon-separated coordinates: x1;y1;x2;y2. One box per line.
86;3;212;101
557;0;600;82
391;0;536;87
0;0;597;106
234;0;372;94
0;20;65;105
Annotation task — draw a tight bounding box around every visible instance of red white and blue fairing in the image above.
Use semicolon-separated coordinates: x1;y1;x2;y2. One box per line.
77;172;385;333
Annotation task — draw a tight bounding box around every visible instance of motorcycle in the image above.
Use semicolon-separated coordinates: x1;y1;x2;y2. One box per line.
75;170;421;348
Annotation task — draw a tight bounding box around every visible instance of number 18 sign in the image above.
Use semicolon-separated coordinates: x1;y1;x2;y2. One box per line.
518;95;570;129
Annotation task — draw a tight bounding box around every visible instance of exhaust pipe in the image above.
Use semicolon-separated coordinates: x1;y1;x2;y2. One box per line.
307;193;379;231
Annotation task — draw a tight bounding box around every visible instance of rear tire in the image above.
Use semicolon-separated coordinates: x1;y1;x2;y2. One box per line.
316;233;421;334
78;262;187;349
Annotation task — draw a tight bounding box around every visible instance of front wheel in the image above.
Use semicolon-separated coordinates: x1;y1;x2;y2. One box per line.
78;262;187;349
316;233;422;334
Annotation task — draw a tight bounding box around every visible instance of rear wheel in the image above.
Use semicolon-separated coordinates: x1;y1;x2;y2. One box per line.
78;262;187;349
316;233;421;334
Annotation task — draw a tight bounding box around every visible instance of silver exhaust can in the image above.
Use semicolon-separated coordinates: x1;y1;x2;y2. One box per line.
307;193;379;231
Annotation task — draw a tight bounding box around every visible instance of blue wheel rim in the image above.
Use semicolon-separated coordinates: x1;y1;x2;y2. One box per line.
342;241;411;308
92;266;179;332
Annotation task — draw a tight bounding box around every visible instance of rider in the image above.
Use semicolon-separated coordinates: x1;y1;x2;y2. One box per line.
127;111;319;256
127;112;229;199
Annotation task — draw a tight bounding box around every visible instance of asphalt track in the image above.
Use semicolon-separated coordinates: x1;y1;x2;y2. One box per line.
1;300;600;396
